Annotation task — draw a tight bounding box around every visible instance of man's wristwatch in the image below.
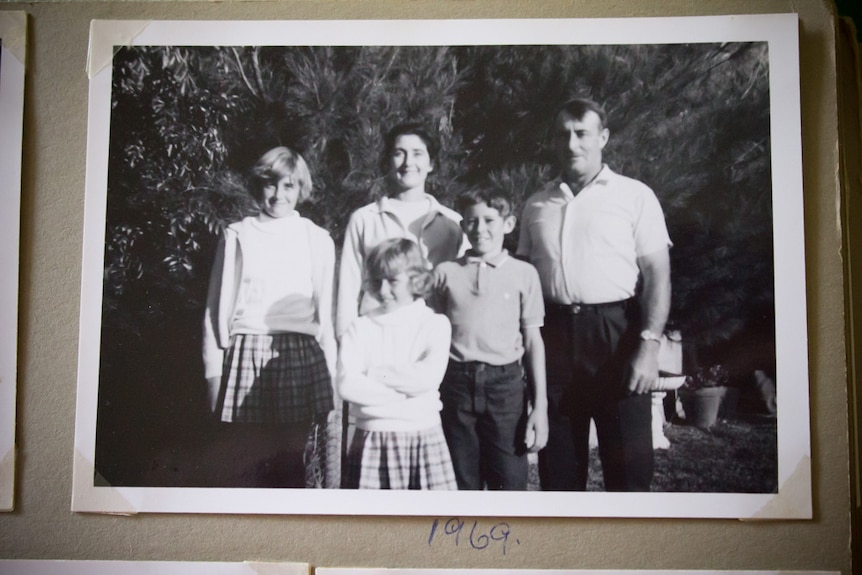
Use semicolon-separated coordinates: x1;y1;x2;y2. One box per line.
639;329;662;343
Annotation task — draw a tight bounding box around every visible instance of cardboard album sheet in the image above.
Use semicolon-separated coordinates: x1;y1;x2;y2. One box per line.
74;14;809;518
0;561;308;575
0;10;27;512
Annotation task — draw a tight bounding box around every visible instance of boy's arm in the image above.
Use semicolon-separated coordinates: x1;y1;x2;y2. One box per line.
337;323;402;407
426;267;446;315
522;325;548;453
372;316;452;396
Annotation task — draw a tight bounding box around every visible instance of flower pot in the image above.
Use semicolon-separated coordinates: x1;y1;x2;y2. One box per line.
679;386;727;429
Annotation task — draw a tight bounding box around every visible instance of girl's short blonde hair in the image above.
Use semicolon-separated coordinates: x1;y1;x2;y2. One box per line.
249;146;313;202
364;238;432;300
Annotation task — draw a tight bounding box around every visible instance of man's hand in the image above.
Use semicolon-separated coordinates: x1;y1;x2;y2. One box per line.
625;341;660;394
524;403;549;453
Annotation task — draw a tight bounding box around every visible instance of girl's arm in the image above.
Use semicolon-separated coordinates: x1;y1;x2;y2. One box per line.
522;325;549;453
337;323;402;407
202;235;228;412
314;233;338;380
371;315;451;397
336;213;364;339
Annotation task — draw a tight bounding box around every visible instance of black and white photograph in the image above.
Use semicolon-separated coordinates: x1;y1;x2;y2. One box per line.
0;11;27;512
73;15;809;517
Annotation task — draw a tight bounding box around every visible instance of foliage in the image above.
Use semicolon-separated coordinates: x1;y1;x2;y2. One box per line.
549;418;777;492
684;364;732;390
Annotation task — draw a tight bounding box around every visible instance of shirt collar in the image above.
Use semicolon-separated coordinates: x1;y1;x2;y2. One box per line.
557;164;612;198
257;210;301;221
463;249;509;268
376;193;439;214
251;210;301;232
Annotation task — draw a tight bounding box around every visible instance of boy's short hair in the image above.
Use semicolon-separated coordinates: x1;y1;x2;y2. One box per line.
455;187;514;218
380;121;439;174
364;238;433;300
553;97;608;129
249;146;313;202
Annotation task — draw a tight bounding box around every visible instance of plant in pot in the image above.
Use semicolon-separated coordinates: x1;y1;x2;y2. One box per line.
679;364;729;430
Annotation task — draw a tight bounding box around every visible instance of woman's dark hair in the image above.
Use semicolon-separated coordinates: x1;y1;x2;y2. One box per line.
379;121;439;175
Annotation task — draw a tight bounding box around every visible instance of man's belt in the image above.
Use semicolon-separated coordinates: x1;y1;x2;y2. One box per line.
544;298;633;315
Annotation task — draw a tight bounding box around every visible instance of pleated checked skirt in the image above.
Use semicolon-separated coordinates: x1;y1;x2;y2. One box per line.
219;332;333;425
343;425;457;490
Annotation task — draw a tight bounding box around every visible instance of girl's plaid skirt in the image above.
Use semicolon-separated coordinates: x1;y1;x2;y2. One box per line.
220;332;333;425
343;425;457;490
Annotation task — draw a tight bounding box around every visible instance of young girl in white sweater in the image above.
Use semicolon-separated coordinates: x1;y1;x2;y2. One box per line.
202;146;336;488
337;238;457;489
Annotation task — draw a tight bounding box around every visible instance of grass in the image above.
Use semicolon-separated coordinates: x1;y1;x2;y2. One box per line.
525;414;777;492
124;403;778;494
648;415;777;492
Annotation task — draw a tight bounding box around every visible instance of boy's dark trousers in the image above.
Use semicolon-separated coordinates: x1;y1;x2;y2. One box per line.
440;360;529;490
538;299;654;492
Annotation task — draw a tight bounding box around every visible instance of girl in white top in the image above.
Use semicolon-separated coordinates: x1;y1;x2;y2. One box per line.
202;146;335;488
338;238;457;490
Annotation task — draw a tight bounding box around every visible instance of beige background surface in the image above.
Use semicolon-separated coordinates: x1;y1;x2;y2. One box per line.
0;0;851;572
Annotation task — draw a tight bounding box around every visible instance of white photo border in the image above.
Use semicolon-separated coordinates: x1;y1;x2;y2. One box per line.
74;15;809;518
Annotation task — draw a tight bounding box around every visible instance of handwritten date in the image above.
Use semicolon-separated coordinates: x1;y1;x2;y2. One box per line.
428;517;519;555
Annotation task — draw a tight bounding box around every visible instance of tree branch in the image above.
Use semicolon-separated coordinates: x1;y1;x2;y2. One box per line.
251;47;266;99
231;47;260;99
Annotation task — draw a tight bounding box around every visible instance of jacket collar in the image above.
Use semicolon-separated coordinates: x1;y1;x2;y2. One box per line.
372;194;461;222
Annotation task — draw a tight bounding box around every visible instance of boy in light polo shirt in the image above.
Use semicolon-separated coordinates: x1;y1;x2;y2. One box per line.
431;188;548;490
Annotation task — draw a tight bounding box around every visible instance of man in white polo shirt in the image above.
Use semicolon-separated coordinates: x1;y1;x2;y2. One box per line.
517;98;671;491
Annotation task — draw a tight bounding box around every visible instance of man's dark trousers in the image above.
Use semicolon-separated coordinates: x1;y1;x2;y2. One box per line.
538;299;654;492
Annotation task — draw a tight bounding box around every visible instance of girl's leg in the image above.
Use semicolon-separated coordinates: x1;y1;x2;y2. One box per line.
262;333;336;487
206;423;306;488
342;428;387;489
